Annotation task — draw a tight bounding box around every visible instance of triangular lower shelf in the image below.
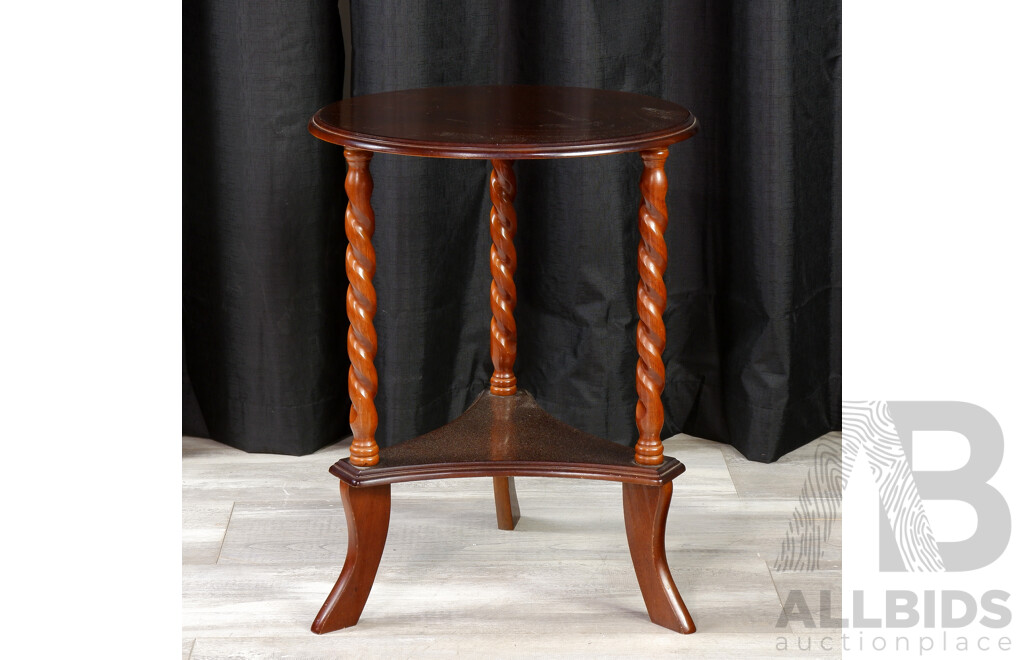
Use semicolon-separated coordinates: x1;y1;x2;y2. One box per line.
331;390;685;487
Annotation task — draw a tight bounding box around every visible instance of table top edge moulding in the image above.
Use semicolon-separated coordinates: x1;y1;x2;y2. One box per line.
307;84;699;636
309;84;699;159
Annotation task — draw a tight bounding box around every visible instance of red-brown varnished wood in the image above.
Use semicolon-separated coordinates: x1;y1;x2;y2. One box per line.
308;86;701;634
623;482;696;634
492;477;521;531
330;391;685;487
489;159;518;395
634;148;670;466
344;148;379;467
489;388;521;529
310;86;698;159
311;483;391;634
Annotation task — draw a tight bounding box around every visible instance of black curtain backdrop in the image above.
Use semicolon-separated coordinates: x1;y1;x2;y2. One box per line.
183;0;841;462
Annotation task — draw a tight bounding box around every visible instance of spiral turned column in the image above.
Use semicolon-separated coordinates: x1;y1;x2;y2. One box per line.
344;148;379;467
489;159;518;395
634;148;670;466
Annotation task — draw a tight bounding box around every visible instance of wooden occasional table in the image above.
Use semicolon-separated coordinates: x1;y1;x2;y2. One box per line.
307;85;699;634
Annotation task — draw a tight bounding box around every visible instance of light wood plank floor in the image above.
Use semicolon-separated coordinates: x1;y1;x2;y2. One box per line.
183;430;841;659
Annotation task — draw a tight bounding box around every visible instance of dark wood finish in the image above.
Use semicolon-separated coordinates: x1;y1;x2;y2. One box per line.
492;476;521;531
311;483;391;634
623;482;696;634
308;86;700;635
490;386;521;529
634;148;670;466
489;159;518;395
329;391;685;487
310;86;698;159
343;148;379;467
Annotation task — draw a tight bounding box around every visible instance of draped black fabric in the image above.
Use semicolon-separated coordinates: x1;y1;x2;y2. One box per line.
183;1;841;462
183;0;348;453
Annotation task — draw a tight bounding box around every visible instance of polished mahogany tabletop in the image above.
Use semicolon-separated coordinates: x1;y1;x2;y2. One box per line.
309;85;698;159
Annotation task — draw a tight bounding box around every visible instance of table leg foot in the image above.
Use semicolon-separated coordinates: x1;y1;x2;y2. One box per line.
622;482;696;634
492;476;521;530
311;483;391;634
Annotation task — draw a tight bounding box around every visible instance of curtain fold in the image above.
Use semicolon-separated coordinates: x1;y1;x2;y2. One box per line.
183;0;840;462
183;0;348;454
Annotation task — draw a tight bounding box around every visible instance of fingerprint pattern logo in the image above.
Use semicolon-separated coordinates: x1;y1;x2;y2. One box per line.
773;435;841;572
842;400;944;571
774;401;945;572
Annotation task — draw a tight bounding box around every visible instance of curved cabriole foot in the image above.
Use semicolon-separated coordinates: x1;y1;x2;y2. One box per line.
492;476;521;530
622;482;695;634
311;483;391;634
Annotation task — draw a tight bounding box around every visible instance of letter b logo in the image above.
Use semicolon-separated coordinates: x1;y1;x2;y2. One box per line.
879;402;1010;571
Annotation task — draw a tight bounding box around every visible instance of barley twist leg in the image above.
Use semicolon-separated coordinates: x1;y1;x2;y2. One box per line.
634;148;669;466
344;148;379;467
489;159;518;395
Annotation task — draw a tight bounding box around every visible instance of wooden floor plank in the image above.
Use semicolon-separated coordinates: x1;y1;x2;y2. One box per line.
182;432;841;657
214;491;839;568
769;570;843;631
182;500;233;565
190;632;826;659
183;554;782;638
721;433;842;500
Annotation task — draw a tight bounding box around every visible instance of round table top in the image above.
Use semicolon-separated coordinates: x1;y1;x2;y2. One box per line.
309;85;698;159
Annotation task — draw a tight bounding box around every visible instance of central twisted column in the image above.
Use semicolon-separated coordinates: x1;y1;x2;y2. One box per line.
489;159;518;395
634;148;670;465
344;148;379;467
